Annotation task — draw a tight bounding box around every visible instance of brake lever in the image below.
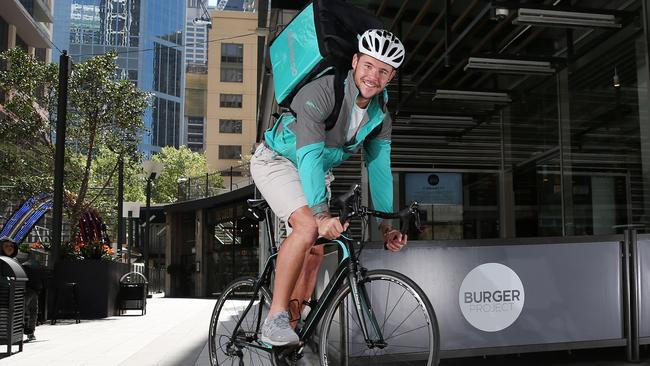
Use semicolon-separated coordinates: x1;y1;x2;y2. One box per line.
398;201;420;234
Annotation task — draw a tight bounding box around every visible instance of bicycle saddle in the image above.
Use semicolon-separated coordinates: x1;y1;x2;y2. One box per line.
246;199;269;222
247;198;269;210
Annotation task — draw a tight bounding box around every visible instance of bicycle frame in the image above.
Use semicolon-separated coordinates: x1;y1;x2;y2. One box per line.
228;207;387;353
297;234;385;348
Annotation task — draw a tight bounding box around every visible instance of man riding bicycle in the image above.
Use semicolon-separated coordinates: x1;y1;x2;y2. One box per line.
250;29;406;347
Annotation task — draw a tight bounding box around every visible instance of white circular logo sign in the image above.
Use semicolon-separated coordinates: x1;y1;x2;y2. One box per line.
458;263;525;332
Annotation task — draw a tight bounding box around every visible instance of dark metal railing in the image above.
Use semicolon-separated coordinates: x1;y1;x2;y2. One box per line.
176;164;251;201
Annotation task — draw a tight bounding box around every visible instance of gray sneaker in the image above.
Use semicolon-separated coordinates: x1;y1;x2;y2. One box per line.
260;311;299;346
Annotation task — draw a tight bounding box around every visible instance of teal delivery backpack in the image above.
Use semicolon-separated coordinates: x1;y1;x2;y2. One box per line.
269;0;383;127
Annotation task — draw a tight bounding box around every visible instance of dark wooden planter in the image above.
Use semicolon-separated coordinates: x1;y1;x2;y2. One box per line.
51;260;130;319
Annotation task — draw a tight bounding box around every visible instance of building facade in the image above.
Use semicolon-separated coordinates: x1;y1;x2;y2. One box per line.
52;0;186;155
1;0;53;63
184;72;207;152
204;9;258;171
183;0;209;153
261;0;650;242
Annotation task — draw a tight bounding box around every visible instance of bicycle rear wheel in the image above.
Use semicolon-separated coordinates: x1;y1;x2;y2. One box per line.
319;270;439;366
209;277;275;366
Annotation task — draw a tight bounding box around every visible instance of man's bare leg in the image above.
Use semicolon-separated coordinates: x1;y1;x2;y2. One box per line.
268;206;318;316
289;245;325;326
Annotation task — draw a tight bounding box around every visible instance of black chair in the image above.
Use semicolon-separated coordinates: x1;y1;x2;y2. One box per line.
118;272;148;315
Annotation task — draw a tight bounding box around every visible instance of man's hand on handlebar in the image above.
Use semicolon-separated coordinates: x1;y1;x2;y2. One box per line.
316;214;349;240
380;222;407;252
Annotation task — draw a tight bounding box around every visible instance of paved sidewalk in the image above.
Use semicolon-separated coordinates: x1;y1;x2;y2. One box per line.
1;295;216;366
2;294;650;366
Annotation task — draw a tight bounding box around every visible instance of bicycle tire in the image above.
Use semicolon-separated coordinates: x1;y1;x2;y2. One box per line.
209;277;276;366
319;270;440;366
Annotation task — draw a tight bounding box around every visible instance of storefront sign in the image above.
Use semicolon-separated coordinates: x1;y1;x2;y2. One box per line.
404;173;462;205
458;263;525;332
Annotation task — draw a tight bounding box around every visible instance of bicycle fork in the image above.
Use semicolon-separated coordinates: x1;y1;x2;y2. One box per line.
347;265;387;349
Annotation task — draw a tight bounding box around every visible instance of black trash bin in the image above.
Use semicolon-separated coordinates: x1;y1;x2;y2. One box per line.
0;256;28;358
118;272;148;315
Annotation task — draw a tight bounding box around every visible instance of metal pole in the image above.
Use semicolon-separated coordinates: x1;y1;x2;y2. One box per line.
230;166;233;191
444;0;451;67
145;178;152;287
51;51;70;268
205;172;209;197
117;155;124;256
127;211;133;265
630;228;640;362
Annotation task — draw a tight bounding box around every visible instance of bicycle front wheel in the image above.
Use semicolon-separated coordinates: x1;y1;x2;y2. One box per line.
319;270;439;366
209;277;275;366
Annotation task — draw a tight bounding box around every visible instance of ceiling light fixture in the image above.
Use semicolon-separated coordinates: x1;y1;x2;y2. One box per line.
464;57;555;75
513;8;621;29
433;89;512;103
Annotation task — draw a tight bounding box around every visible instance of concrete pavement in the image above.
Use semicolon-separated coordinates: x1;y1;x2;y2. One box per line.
2;294;650;366
1;294;215;366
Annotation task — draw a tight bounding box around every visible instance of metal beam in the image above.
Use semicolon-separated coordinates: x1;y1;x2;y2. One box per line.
403;0;435;41
375;0;389;17
397;2;490;114
410;0;481;80
390;0;411;32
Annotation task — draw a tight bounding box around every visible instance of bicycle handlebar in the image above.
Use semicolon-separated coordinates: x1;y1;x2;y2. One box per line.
334;183;421;235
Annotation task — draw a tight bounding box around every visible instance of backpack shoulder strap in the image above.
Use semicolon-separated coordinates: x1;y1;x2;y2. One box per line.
324;68;347;131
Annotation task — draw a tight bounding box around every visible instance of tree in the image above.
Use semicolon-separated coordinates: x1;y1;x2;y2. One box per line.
0;48;59;202
66;51;149;224
0;49;148;237
152;146;224;203
81;147;145;229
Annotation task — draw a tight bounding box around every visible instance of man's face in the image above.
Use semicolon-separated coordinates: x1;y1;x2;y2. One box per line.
351;53;396;100
1;241;15;257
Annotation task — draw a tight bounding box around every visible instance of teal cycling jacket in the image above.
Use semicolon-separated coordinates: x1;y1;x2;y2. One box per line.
264;69;393;215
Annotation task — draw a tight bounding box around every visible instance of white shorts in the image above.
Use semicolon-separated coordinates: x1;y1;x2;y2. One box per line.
249;143;333;223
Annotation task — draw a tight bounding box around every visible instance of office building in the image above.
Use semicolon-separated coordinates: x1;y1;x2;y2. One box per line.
52;0;186;154
1;0;53;63
204;9;257;171
183;0;209;153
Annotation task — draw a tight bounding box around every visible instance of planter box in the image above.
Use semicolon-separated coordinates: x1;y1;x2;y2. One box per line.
51;261;130;319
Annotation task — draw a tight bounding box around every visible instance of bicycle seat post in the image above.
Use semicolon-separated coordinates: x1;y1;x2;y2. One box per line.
264;206;277;255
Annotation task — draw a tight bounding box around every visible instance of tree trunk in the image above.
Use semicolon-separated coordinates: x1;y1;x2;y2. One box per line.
70;116;98;235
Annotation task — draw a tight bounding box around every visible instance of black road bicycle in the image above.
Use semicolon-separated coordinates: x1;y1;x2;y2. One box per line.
208;184;440;366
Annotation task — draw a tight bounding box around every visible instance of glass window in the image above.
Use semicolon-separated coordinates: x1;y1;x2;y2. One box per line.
154;42;182;97
220;94;243;108
15;35;28;52
221;43;243;63
221;43;243;82
206;204;260;294
401;172;499;240
221;67;243;82
219;145;242;160
188;125;203;134
500;26;647;237
219;119;242;133
188;135;203;143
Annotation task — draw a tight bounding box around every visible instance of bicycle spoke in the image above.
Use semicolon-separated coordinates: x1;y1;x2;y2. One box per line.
380;288;407;331
320;272;438;366
386;324;430;342
385;304;420;340
382;282;391;333
210;280;274;366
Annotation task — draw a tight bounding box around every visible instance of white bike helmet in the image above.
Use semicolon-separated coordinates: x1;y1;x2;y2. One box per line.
358;29;405;69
